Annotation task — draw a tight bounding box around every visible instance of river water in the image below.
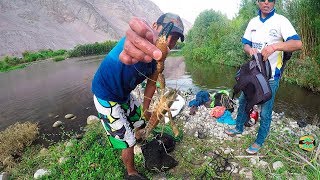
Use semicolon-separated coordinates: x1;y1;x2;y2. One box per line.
0;56;319;138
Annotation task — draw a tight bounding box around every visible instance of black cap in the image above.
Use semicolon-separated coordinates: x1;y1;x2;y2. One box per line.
157;13;185;42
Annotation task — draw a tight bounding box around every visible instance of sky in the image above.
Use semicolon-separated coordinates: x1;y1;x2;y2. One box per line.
150;0;241;24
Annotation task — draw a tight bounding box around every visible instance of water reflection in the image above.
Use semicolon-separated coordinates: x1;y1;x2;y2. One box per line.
0;56;103;132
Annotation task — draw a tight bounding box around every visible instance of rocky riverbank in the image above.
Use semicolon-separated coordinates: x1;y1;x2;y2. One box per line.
136;87;320;179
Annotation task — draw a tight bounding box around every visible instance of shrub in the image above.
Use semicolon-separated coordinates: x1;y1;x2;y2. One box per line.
0;122;39;168
53;56;65;62
68;41;117;57
3;56;22;66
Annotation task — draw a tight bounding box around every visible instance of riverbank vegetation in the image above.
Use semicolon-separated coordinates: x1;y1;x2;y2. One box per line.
1;113;319;179
0;122;38;169
0;41;117;72
183;0;320;92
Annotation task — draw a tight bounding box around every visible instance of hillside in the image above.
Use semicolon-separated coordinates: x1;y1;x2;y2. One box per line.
0;0;191;57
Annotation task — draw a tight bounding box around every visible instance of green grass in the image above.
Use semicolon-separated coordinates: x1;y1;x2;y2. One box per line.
7;123;125;179
52;56;65;62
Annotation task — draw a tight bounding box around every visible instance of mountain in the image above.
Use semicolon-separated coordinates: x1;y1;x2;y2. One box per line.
0;0;191;57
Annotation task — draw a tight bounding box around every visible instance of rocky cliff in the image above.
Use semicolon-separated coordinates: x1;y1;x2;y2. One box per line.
0;0;191;57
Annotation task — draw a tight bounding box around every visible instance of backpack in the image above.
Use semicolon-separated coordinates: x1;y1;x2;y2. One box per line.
281;51;293;74
232;53;272;114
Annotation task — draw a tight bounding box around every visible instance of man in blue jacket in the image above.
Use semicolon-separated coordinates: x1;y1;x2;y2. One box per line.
92;13;184;179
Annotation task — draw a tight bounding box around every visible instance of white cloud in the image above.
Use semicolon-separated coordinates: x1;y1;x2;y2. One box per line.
150;0;241;23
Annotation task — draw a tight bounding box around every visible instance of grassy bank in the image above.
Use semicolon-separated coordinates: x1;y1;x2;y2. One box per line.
0;41;117;72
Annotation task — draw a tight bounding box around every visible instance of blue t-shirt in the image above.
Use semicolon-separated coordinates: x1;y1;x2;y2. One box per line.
92;38;157;103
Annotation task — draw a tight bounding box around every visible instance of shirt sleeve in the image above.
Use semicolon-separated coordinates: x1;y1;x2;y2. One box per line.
280;16;301;41
241;20;253;46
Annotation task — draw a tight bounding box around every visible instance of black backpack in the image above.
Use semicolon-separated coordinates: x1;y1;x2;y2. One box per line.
232;53;272;114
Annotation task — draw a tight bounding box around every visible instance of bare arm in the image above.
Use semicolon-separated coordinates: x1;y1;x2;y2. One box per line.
243;44;259;57
119;17;162;65
261;40;303;61
271;40;302;52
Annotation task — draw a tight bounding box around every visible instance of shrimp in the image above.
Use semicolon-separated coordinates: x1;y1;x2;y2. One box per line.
136;22;180;140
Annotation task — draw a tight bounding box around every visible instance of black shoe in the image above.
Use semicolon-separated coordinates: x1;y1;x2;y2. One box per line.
125;173;148;180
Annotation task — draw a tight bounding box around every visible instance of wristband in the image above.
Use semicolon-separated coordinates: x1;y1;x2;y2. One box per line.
270;45;276;52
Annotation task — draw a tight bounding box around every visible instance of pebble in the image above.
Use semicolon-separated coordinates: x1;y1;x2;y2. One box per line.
64;114;75;119
272;161;284;170
34;169;50;179
0;172;9;180
87;115;100;125
52;121;63;128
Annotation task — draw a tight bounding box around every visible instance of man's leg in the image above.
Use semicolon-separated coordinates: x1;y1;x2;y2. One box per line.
225;92;248;135
235;92;249;132
93;95;138;176
122;146;137;175
255;79;280;146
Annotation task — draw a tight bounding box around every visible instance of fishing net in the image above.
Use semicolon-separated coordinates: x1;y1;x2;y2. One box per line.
141;134;178;172
200;149;235;179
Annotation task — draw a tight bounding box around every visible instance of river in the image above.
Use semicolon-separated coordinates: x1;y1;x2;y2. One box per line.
0;56;319;141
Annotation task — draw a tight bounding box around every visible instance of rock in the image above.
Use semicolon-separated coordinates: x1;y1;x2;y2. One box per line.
34;169;50;179
0;172;9;180
87;115;100;125
65;141;74;148
272;161;284;170
58;157;68;164
39;148;48;155
239;168;253;179
257;160;268;169
197;130;206;139
54;115;59;118
231;162;238;168
52;121;63;128
64;114;75;119
297;120;308;128
292;173;307;180
224;149;231;155
250;158;257;166
232;168;238;174
281;127;293;134
289;121;299;129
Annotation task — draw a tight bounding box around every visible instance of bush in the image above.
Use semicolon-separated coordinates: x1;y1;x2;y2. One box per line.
0;122;39;168
68;41;117;57
0;60;10;71
53;56;65;62
3;56;22;66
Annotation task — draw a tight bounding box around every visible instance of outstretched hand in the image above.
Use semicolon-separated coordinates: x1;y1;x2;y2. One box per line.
119;17;162;65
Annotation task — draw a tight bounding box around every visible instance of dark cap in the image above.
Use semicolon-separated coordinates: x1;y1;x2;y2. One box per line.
157;13;185;42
